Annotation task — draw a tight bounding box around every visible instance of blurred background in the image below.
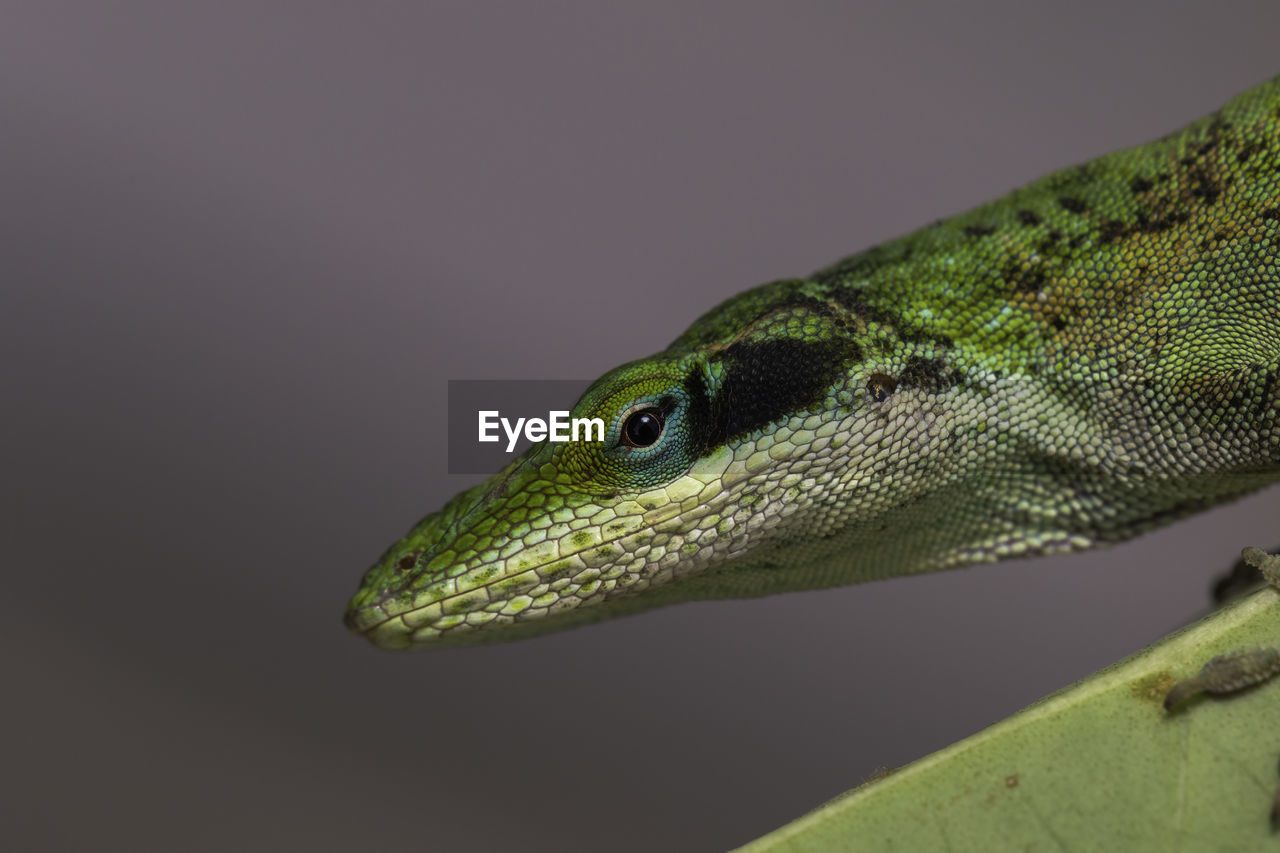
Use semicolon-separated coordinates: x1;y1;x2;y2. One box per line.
3;3;1279;851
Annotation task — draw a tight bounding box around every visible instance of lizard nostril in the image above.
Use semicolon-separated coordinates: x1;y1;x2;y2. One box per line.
342;600;392;636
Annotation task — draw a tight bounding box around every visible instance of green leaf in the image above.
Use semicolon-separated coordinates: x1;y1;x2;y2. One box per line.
736;586;1280;852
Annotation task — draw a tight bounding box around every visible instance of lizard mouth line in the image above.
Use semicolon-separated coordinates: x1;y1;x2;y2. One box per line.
347;501;706;636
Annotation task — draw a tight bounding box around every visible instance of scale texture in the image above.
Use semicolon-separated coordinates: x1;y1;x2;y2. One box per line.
346;77;1280;650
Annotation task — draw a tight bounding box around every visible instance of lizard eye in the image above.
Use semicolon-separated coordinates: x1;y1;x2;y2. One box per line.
621;408;664;447
866;373;898;403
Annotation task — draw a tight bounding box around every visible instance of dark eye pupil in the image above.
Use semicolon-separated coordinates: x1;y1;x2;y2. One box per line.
623;409;663;447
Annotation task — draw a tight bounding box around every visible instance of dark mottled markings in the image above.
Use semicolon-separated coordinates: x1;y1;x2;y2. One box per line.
706;337;862;444
1146;208;1192;230
963;224;996;237
1017;210;1042;226
1006;263;1047;293
899;355;962;391
1189;184;1220;203
828;288;896;329
1098;219;1127;243
1058;196;1087;214
827;288;955;351
1262;206;1280;221
1097;207;1192;245
1129;177;1153;194
1187;166;1222;204
1198;229;1230;252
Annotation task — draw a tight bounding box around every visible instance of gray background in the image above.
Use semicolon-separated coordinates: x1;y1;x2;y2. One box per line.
3;4;1278;851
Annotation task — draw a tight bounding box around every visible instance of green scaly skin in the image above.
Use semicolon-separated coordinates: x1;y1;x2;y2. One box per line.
345;78;1280;656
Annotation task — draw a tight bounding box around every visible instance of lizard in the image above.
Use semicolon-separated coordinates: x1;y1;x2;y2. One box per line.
343;75;1280;814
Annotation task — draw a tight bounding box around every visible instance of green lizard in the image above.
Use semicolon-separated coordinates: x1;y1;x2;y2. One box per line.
344;76;1280;771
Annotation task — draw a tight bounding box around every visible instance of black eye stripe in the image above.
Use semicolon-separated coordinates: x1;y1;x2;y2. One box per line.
711;338;862;442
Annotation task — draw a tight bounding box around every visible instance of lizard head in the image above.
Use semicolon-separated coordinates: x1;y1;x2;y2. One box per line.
344;280;954;649
343;353;734;648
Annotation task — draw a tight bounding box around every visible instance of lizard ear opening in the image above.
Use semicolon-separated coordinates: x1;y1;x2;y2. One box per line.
866;373;898;403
